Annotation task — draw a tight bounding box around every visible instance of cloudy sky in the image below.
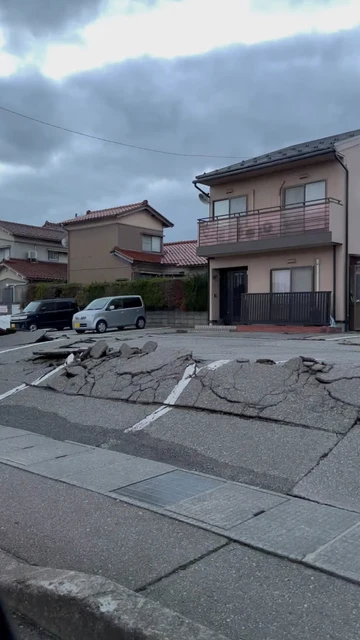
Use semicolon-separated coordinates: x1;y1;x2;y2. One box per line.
0;0;359;240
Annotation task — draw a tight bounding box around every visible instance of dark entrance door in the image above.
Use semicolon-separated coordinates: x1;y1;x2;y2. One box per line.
220;269;248;324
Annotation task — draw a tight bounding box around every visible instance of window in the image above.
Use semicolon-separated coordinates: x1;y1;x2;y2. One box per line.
56;301;71;310
142;235;161;252
213;196;247;217
0;247;10;260
48;250;60;261
271;267;313;293
39;301;56;312
123;296;142;309
107;298;123;310
284;181;326;208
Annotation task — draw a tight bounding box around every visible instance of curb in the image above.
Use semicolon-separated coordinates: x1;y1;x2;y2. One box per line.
0;551;230;640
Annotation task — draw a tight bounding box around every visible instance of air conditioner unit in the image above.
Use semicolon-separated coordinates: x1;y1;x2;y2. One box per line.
28;250;37;261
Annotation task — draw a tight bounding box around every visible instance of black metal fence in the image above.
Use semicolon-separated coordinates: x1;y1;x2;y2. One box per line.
239;291;331;326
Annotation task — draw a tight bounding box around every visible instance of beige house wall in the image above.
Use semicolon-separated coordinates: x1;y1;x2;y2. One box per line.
340;141;360;256
210;159;345;213
121;212;164;231
209;245;344;323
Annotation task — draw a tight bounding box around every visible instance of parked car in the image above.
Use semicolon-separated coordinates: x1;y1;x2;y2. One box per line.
10;298;78;331
72;295;146;334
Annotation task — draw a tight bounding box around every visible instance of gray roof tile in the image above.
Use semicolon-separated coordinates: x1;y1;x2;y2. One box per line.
196;129;360;181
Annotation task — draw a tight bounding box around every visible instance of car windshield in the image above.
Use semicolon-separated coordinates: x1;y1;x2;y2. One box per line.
85;298;109;310
23;301;40;312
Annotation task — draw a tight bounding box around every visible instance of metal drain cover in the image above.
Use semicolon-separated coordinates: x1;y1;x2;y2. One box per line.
114;470;224;507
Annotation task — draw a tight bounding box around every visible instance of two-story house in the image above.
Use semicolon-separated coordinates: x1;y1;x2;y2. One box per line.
0;220;67;304
64;200;174;283
195;129;360;331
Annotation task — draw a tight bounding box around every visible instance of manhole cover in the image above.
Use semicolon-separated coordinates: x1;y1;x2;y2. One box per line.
114;470;224;507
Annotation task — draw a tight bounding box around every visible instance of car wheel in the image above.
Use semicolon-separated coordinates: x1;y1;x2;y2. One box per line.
135;317;146;330
117;326;124;331
29;323;38;332
75;330;85;334
96;320;107;334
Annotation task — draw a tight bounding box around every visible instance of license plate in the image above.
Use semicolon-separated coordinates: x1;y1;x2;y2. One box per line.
74;322;80;328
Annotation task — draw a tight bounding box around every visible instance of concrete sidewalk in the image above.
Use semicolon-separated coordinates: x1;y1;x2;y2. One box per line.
2;424;360;583
2;425;360;640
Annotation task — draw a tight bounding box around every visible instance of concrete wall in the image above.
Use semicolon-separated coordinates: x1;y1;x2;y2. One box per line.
146;310;207;327
209;245;343;323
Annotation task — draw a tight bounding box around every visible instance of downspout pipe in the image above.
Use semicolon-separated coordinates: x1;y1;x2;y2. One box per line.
335;153;349;331
193;181;210;200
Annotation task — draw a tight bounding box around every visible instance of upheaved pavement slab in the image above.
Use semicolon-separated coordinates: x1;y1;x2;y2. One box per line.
0;464;225;591
293;426;360;511
177;359;358;432
144;544;360;640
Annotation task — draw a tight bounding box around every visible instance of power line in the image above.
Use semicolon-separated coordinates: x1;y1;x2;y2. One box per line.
0;104;243;160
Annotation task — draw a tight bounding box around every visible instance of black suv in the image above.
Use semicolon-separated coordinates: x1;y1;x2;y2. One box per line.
10;298;78;331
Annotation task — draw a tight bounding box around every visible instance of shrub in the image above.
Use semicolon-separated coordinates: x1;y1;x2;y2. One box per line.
24;274;208;312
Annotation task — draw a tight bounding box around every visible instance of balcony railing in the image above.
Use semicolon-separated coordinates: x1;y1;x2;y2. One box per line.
198;198;340;248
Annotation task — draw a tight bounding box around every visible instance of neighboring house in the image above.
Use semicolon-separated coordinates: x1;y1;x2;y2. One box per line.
0;220;68;304
111;240;207;278
194;129;360;330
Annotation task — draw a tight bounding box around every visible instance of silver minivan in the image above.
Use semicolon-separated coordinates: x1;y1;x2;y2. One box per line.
72;295;146;334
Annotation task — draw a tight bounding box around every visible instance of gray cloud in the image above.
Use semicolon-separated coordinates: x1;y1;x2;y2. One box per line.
0;0;106;52
1;27;360;239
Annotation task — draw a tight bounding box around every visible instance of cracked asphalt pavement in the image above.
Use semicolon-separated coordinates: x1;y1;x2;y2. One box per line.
2;328;360;639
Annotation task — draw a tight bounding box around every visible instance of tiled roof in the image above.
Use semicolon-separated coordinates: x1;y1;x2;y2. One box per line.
0;259;67;282
0;219;65;243
196;128;360;182
163;240;207;266
112;248;163;264
63;200;173;228
113;241;207;267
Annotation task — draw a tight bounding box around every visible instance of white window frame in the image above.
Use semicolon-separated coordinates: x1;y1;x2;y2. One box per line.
142;235;162;253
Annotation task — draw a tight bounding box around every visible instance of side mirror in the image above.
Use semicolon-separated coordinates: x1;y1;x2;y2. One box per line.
109;305;115;311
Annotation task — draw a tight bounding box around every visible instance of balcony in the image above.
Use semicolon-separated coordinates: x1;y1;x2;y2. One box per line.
197;198;343;257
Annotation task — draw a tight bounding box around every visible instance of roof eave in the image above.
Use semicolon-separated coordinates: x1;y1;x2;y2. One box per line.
195;149;336;185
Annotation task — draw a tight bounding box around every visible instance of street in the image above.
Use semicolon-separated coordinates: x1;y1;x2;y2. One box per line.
1;328;360;639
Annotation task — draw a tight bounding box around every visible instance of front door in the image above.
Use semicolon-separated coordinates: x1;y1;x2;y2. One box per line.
220;269;248;324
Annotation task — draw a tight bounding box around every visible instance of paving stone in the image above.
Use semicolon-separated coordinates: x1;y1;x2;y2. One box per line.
230;499;360;559
0;425;30;440
0;433;50;455
0;440;86;465
66;457;175;492
26;448;127;479
305;523;360;583
293;427;360;511
115;470;224;507
169;483;288;529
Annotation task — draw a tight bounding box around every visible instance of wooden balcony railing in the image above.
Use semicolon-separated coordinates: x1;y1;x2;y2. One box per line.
198;199;339;247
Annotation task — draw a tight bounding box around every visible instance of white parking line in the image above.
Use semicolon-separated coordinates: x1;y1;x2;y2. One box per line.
0;364;66;402
125;359;230;434
0;338;68;355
